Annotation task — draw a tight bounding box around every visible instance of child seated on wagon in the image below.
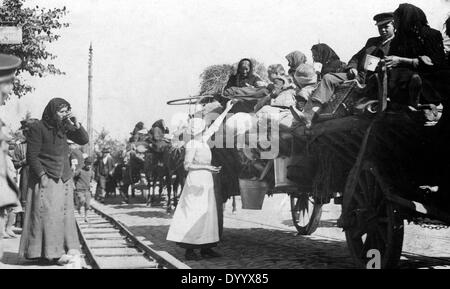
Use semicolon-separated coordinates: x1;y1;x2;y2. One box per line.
256;63;319;133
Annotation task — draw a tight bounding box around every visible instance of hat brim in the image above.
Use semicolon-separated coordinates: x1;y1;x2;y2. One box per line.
375;19;393;26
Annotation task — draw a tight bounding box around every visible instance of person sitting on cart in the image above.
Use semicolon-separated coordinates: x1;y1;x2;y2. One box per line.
311;43;347;79
225;58;267;89
291;12;395;128
387;3;449;109
223;58;273;113
285;51;307;77
256;64;318;135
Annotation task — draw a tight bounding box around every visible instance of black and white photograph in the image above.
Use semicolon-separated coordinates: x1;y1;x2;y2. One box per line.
1;0;450;276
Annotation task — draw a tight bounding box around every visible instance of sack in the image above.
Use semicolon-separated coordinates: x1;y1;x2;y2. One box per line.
223;87;270;113
271;89;296;107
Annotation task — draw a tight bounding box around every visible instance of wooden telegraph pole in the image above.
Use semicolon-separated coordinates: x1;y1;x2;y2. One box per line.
87;43;94;156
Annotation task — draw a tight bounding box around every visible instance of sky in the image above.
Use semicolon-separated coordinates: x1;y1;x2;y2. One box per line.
1;0;449;140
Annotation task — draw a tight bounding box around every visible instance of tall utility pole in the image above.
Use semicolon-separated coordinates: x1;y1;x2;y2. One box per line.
87;43;94;156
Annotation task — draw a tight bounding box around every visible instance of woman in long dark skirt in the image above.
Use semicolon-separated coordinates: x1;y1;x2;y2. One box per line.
19;98;89;265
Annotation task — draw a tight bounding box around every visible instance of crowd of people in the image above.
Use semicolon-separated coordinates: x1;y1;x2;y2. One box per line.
165;3;450;261
2;2;450;265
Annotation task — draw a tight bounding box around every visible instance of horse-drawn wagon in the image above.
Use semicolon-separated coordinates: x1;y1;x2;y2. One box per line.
168;64;450;268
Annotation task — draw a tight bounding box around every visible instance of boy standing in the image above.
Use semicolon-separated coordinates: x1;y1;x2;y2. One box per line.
74;157;94;222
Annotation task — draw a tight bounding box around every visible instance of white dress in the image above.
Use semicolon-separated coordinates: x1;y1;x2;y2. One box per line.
166;135;219;245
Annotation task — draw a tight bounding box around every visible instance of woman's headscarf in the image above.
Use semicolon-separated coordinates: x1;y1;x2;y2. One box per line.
41;98;71;137
390;3;430;58
236;58;254;76
285;51;307;70
311;43;341;64
394;4;429;41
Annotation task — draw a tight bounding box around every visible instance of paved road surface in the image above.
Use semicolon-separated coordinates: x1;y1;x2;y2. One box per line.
93;194;450;269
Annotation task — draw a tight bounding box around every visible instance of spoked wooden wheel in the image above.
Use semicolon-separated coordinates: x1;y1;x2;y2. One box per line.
290;193;323;235
344;161;404;269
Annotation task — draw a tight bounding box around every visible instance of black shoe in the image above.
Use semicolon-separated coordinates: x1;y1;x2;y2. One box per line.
200;248;221;258
185;250;200;261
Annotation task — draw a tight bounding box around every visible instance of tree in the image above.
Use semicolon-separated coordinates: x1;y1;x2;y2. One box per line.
199;59;269;95
93;127;126;160
8;110;32;142
0;0;69;99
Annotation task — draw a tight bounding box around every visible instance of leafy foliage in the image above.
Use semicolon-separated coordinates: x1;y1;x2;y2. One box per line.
0;0;69;98
93;127;126;158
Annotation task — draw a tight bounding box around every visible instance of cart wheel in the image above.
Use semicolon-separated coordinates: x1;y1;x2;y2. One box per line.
344;161;404;269
290;193;323;235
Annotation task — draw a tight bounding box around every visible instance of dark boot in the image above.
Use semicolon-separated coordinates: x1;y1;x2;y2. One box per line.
200;248;222;258
290;99;321;129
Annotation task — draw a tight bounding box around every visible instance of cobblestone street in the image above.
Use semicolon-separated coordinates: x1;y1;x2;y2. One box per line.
94;193;450;269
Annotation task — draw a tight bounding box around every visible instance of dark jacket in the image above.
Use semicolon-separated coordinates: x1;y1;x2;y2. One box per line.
225;73;264;90
388;27;449;105
96;156;115;178
70;148;84;171
26;121;89;181
389;27;447;72
347;36;392;82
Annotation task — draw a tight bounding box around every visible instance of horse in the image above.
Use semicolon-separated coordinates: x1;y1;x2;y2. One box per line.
111;147;148;203
144;139;186;213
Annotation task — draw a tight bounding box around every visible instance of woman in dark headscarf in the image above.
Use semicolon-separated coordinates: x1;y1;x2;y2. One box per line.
225;58;265;89
311;43;347;78
19;98;89;265
387;3;450;107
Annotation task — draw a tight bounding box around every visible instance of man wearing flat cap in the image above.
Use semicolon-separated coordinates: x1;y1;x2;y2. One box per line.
0;54;21;260
292;12;395;127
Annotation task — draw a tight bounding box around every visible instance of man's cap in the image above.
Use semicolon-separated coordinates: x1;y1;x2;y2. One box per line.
373;12;394;26
84;157;93;164
0;54;21;82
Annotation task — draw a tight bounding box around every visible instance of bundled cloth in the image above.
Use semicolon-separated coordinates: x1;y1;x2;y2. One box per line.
222;86;271;113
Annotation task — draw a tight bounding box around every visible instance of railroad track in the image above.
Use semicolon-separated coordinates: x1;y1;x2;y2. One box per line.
75;203;190;269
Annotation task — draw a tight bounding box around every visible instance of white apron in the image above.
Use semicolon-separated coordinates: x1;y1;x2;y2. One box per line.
166;139;219;245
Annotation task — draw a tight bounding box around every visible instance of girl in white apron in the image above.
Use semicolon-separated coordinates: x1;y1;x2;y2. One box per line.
167;100;235;260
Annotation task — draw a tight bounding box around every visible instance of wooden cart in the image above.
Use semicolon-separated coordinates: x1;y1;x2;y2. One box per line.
282;75;450;268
